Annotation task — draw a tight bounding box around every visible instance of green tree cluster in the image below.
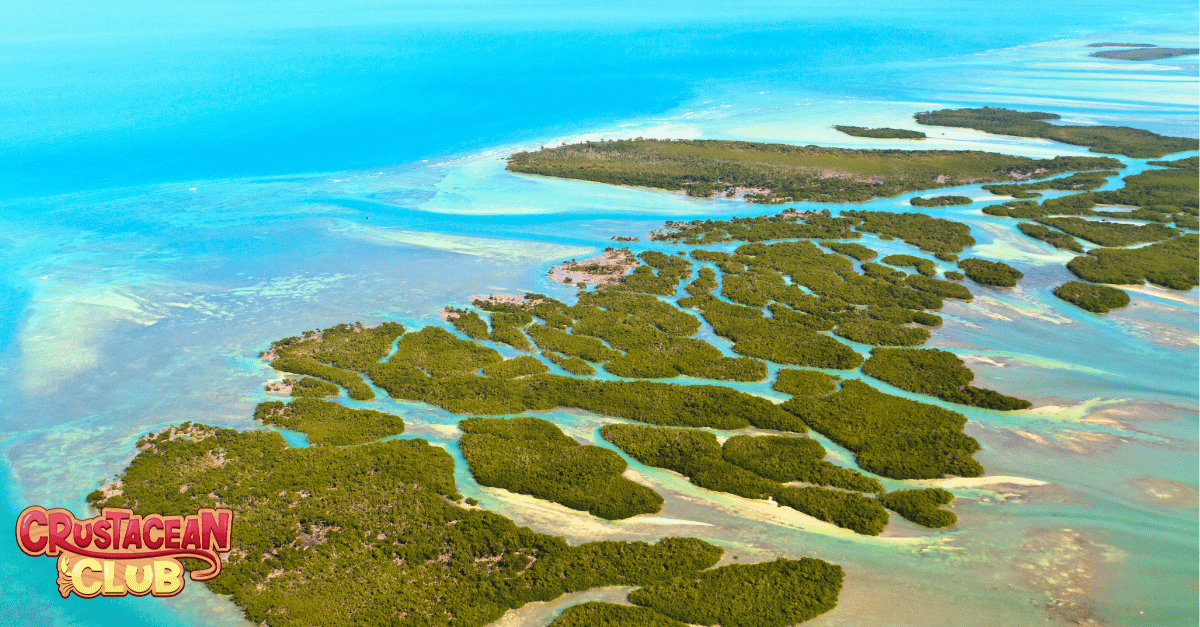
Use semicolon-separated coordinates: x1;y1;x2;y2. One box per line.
772;369;840;396
878;488;957;528
1052;281;1131;314
549;602;687;627
983;159;1197;225
1066;234;1198;289
1033;217;1178;247
654;212;860;244
882;254;936;276
391;326;505;377
1016;223;1084;252
600;424;888;535
834;125;926;139
773;487;889;535
862;347;1031;410
541;350;597;375
914;107;1197;158
679;239;971;359
982;170;1117;198
285;377;340;398
904;274;974;300
253;398;405;446
267;322;406;401
910;195;972;206
957;258;1024;287
93;423;725;627
267;321;406;370
627;558;843;627
480;355;550;379
614;250;693;295
842;210;976;255
446;308;489;340
723;435;883;494
782;380;984;479
473;299;536;350
834;317;931;346
561;291;767;382
507;138;1118;203
368;357;797;430
822;241;877;261
526;324;621;363
270;357;376;400
459;416;663;520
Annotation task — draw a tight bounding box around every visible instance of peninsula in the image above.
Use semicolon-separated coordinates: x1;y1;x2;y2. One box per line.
506;138;1120;202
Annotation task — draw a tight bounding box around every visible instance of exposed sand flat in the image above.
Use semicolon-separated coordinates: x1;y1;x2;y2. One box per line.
621;516;714;526
921;476;1048;489
1121;283;1198;306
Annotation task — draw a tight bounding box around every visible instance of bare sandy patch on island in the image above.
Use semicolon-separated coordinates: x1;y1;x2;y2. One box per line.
548;248;638;286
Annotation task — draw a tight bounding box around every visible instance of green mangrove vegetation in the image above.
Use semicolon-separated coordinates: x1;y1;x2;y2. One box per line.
842;210;976;255
722;435;884;494
446;308;489;340
782;380;984;479
834;317;931;346
878;488;958;528
93;423;725;627
548;603;688;627
506;138;1120;203
614;250;693;295
1053;281;1132;314
563;290;767;381
957;258;1024;287
914;107;1197;158
626;558;843;627
474;298;536;351
280;377;340;398
269;358;376;400
773;487;889;536
654;211;860;244
480;355;550;379
822;241;877;261
266;322;406;401
773;369;841;396
1016;223;1084;252
686;294;863;369
981;170;1117;198
541;350;597;375
600;424;889;535
458;416;663;520
1066;234;1198;289
527;324;621;363
254;398;406;446
881;254;936;276
1033;217;1178;247
905;274;974;300
985;159;1197;227
862;347;1032;410
834;125;926;139
910;195;972;206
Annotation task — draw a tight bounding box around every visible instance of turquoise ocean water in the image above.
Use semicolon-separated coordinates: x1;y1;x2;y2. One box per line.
1;1;1197;625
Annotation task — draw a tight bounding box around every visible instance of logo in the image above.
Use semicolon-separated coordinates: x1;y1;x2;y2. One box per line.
15;506;233;598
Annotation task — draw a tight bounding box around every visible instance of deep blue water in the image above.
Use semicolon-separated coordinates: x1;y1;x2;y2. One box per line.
2;0;1194;199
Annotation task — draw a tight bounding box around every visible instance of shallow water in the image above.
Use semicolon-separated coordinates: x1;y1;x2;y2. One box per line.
1;2;1197;626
